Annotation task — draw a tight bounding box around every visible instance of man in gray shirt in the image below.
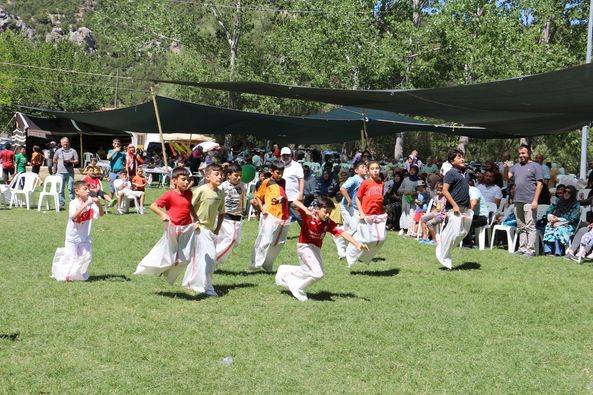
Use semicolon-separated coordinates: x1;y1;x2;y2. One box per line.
53;137;79;207
506;144;543;257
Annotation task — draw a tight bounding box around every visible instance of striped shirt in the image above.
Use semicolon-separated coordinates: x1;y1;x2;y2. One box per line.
219;180;245;217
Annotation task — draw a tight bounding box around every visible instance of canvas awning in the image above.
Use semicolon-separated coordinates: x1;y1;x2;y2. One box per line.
153;63;593;136
19;96;492;144
15;112;130;138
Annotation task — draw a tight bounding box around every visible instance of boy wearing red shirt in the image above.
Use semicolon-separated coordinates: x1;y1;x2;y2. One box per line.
356;160;384;219
276;197;368;302
134;167;201;286
82;166;113;205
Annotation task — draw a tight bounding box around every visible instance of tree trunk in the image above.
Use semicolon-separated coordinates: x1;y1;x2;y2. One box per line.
457;136;469;155
540;18;556;44
394;133;404;160
412;0;423;28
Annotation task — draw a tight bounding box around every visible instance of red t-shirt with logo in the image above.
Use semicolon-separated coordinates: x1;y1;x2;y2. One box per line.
155;189;194;225
298;208;342;248
82;175;101;190
357;178;384;215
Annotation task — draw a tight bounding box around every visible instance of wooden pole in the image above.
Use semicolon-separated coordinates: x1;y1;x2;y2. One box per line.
150;86;168;168
79;132;83;169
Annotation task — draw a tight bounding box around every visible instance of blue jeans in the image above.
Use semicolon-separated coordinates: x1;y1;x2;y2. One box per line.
59;172;75;206
544;240;565;256
109;172;120;193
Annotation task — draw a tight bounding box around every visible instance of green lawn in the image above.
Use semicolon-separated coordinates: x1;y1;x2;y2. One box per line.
2;187;593;393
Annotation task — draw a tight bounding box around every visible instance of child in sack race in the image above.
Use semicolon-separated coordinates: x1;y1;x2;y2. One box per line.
347;160;387;266
182;164;225;296
250;160;291;272
134;167;201;287
276;197;368;301
51;180;104;281
215;163;245;265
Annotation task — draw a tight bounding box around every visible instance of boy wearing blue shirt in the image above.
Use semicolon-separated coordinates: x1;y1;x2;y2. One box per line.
335;161;367;259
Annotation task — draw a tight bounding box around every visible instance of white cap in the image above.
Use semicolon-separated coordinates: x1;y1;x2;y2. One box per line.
280;147;291;156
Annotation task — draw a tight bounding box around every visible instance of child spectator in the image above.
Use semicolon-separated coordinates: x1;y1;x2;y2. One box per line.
82;166;113;205
132;167;148;193
125;144;144;177
1;143;15;184
115;170;145;214
250;160;290;272
436;149;472;269
182;164;225;296
276;197;368;301
30;145;44;174
51;180;104;281
409;180;430;237
15;146;27;174
419;182;446;244
216;163;245;265
135;167;201;286
83;157;99;175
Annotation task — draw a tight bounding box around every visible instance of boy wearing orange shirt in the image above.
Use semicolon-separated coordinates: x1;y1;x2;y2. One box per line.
250;160;290;271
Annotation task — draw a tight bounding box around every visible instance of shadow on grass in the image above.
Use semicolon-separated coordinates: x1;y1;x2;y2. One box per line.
287;235;299;240
0;332;19;341
281;290;370;302
350;268;399;277
88;274;131;282
216;269;274;276
156;283;256;300
439;262;481;271
371;257;386;262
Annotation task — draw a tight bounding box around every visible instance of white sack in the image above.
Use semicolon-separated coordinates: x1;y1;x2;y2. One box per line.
346;214;388;266
215;218;243;265
334;205;359;259
182;228;217;293
51;242;92;281
134;223;198;285
250;214;290;272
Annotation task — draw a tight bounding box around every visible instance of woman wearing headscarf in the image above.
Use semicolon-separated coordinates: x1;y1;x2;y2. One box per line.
125;144;144;177
384;171;404;230
543;185;581;256
316;169;339;198
398;165;420;233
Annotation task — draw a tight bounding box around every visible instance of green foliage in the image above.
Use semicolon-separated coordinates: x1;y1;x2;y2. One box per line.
0;0;591;168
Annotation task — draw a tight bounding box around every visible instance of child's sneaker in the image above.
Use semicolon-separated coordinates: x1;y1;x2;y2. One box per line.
116;208;124;215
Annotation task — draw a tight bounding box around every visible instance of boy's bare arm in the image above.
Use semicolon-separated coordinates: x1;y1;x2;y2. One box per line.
291;199;309;214
339;187;351;206
340;231;368;251
150;202;169;222
214;213;225;235
355;195;365;218
254;196;266;215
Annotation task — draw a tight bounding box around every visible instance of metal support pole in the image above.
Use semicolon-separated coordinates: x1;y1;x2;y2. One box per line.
579;0;593;180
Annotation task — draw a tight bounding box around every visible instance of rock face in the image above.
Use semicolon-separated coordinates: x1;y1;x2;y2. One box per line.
0;7;35;39
69;27;95;53
45;27;65;42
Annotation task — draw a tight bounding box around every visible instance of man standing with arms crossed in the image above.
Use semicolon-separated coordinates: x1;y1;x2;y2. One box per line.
280;146;304;225
506;144;543;258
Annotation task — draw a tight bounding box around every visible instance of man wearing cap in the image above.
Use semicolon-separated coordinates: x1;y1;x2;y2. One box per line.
280;146;304;225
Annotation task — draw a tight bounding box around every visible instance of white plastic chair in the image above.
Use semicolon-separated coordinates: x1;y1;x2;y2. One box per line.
82;152;94;168
473;202;498;250
113;179;139;213
9;173;40;209
37;175;62;212
490;204;517;252
0;174;19;206
245;180;258;221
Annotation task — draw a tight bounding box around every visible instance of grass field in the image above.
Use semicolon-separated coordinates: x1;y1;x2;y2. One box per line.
2;186;593;394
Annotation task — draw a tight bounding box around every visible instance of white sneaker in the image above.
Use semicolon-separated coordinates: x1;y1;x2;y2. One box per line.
138;208;144;215
116;208;124;215
398;229;405;236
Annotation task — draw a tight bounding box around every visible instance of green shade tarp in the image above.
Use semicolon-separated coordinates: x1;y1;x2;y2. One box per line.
20;96;491;144
154;63;593;136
